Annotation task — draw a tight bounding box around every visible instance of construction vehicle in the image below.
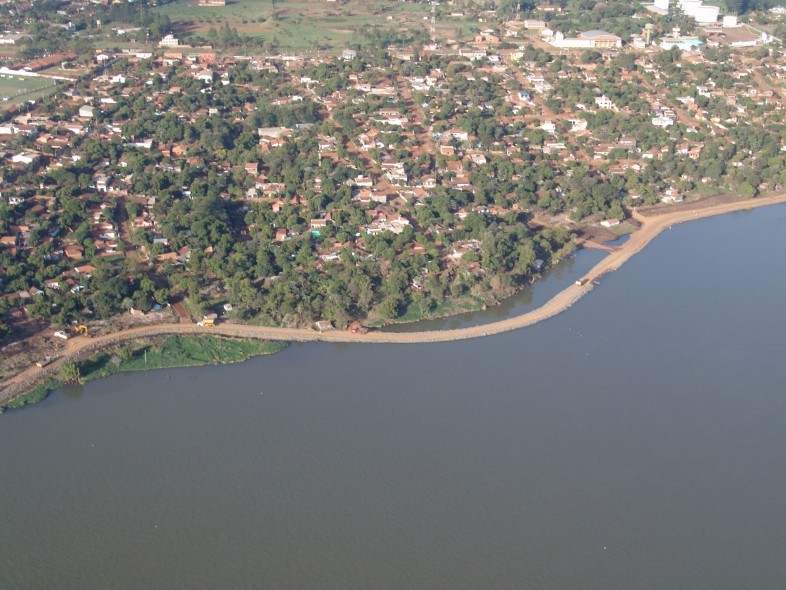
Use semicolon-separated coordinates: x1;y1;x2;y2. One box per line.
74;325;89;336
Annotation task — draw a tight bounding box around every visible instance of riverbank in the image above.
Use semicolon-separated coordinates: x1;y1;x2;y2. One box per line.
0;335;288;412
3;193;786;410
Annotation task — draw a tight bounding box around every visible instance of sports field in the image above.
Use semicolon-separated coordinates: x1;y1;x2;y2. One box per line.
0;74;59;105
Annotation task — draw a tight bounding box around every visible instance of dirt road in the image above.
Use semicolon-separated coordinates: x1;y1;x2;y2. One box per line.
3;194;786;405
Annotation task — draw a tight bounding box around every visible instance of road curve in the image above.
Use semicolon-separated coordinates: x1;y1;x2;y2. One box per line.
3;194;786;405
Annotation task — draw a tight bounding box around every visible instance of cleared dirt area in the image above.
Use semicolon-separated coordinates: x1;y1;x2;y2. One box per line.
574;223;631;244
0;308;176;386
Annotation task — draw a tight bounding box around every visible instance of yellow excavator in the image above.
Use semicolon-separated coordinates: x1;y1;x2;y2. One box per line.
74;325;89;336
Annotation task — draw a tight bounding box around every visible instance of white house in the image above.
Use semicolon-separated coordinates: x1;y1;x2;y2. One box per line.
0;123;19;135
652;116;675;127
595;95;616;110
11;152;39;165
257;127;289;139
159;34;179;47
96;175;110;193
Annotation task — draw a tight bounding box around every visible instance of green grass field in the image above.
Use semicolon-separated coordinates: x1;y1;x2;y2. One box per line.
156;0;445;51
0;335;288;412
79;334;288;378
0;75;59;106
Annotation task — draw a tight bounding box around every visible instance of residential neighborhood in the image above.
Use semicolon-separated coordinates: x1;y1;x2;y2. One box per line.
1;0;785;345
2;3;786;587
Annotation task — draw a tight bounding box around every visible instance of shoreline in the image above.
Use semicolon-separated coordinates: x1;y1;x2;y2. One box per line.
3;193;786;408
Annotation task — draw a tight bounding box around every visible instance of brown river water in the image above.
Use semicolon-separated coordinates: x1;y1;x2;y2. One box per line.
2;206;785;589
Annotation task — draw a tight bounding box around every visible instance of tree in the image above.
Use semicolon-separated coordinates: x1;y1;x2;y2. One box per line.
738;181;756;198
59;363;81;384
581;50;603;64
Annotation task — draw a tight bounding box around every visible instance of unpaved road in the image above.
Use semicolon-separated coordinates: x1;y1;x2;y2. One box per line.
3;194;786;405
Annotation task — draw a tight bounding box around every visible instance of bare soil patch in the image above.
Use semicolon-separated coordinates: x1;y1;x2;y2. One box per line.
574;225;622;243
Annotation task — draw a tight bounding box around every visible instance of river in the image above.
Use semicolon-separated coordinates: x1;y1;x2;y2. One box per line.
2;206;786;589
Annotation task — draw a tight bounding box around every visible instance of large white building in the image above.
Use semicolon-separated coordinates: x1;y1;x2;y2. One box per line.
651;0;719;23
679;0;702;17
677;0;719;23
722;15;738;27
158;34;179;47
693;5;720;23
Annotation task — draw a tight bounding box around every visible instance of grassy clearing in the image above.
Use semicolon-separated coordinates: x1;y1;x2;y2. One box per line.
158;0;430;23
688;184;725;199
80;335;288;379
0;335;288;413
156;0;435;51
